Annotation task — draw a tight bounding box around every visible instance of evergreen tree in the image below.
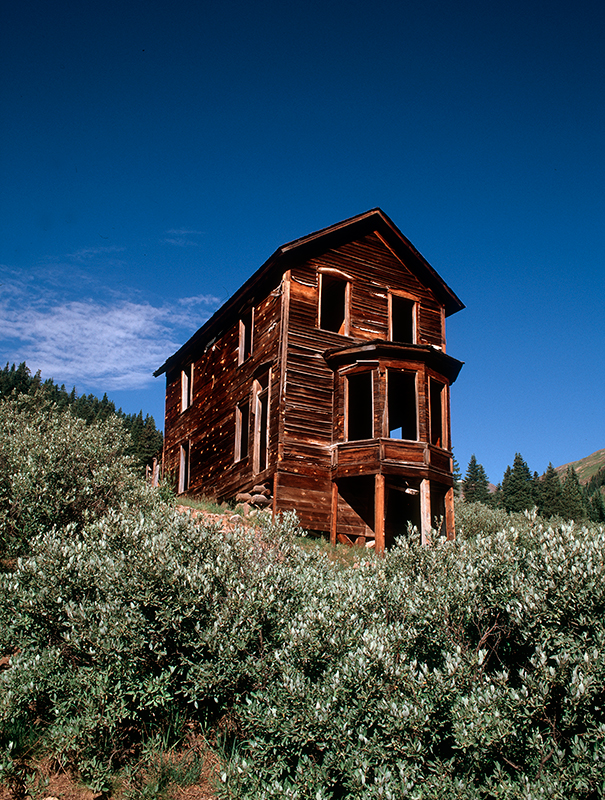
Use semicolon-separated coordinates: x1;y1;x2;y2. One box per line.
539;463;563;518
463;455;490;503
531;471;542;511
587;490;605;523
452;450;462;497
0;362;162;472
560;466;586;520
501;453;533;513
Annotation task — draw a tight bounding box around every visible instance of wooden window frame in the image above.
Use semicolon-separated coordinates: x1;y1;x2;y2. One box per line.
429;378;447;449
385;369;418;441
234;399;250;462
238;307;254;365
388;291;417;344
178;440;190;494
345;369;374;442
181;363;194;412
253;369;271;474
318;270;351;335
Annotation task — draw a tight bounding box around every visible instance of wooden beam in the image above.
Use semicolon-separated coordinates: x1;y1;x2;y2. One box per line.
420;478;431;546
374;473;385;554
445;485;455;541
330;480;338;546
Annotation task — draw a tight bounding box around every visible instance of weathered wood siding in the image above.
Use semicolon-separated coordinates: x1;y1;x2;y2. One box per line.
273;231;450;534
162;278;283;500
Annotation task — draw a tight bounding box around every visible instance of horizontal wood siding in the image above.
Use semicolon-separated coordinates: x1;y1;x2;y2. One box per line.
163;280;282;500
274;471;331;532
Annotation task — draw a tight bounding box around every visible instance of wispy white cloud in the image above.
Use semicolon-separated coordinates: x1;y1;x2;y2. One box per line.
162;228;205;247
66;246;126;261
0;270;220;391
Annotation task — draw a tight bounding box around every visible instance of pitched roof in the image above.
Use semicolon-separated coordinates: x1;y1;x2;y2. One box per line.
154;208;464;376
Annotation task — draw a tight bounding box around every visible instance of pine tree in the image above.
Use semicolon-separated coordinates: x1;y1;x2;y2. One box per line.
463;455;489;503
560;466;586;520
587;490;605;523
0;362;162;473
452;451;462;497
539;463;563;518
501;453;533;513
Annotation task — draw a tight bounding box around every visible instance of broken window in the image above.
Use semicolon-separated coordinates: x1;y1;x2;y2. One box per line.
181;363;194;412
235;400;249;462
430;379;445;447
253;370;270;473
238;308;254;365
319;273;349;334
390;295;415;343
387;370;417;440
178;441;190;493
346;371;373;441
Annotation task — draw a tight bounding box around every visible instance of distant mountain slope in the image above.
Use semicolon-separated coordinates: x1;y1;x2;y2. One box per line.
555;448;605;484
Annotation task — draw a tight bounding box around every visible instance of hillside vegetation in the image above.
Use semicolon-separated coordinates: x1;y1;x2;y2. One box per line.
555;448;605;484
0;362;162;472
2;393;605;799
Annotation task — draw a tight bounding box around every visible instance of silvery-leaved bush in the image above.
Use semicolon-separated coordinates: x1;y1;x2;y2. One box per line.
2;392;605;796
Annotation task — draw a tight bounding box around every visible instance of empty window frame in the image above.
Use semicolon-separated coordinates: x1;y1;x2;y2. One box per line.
430;379;446;447
387;370;417;440
346;371;374;441
389;294;416;344
319;273;349;334
253;370;270;473
178;441;190;494
235;400;250;462
238;307;254;365
181;363;194;412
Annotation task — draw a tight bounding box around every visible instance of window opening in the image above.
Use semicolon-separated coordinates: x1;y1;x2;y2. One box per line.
390;295;415;343
319;274;348;334
430;379;445;447
238;308;254;364
181;364;193;411
235;401;250;462
178;441;190;493
347;371;373;440
254;371;270;473
387;371;417;440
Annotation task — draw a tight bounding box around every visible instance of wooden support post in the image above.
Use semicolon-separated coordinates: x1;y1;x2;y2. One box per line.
272;472;279;521
374;473;385;554
330;480;338;546
445;485;455;541
420;479;431;546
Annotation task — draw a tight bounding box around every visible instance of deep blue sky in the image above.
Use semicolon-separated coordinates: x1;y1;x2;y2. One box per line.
2;0;604;484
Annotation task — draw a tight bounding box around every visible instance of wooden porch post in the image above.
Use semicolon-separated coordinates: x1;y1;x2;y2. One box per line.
420;478;431;546
445;485;456;540
374;473;385;554
330;480;338;546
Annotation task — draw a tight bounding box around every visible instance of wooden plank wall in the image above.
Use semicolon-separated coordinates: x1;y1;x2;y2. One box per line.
162;278;283;500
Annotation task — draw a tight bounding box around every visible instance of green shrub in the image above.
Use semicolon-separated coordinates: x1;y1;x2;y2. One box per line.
2;398;605;797
0;390;141;555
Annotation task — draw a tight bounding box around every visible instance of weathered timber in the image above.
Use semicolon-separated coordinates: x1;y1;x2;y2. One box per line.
155;208;464;549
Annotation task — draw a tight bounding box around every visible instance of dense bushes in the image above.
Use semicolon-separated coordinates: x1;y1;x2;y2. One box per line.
0;390;142;556
2;398;605;797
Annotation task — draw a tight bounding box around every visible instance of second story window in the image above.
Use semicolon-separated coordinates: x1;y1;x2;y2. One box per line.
319;273;349;335
346;371;373;441
387;370;417;440
390;294;416;344
430;379;446;447
181;363;194;412
238;308;254;365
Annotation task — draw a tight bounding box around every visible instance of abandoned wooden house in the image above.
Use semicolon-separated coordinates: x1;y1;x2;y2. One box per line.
155;208;464;550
